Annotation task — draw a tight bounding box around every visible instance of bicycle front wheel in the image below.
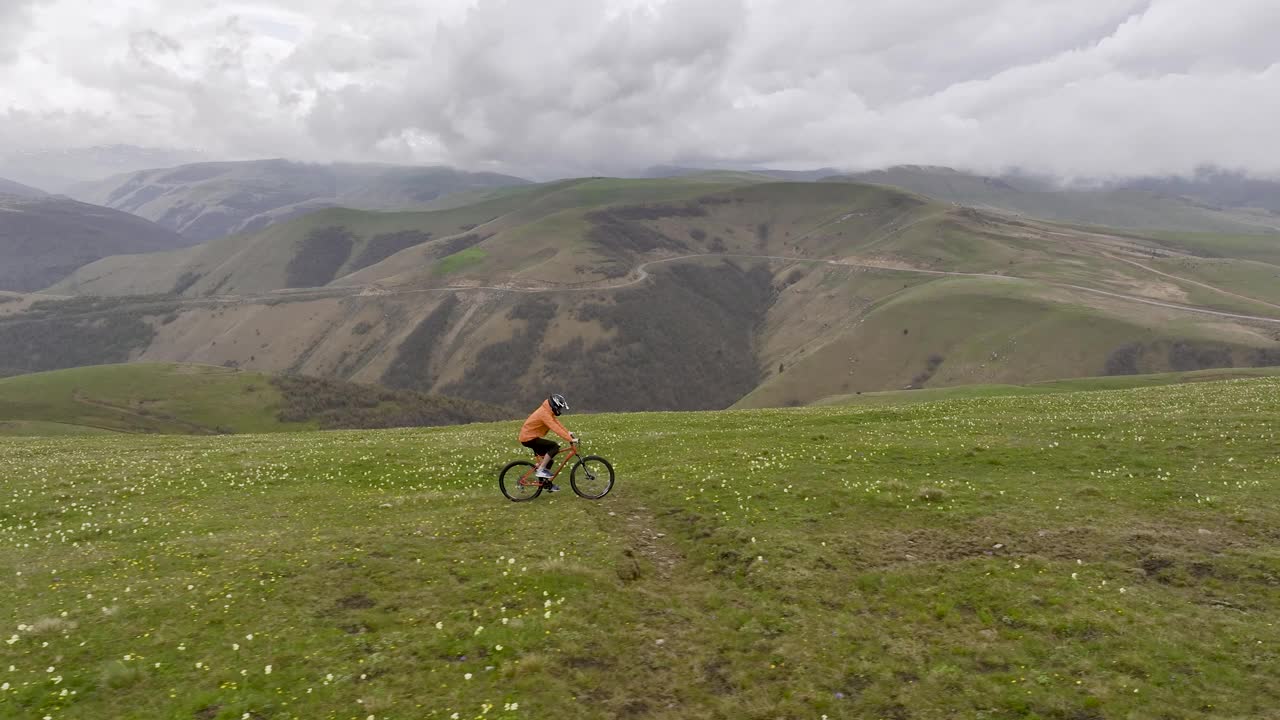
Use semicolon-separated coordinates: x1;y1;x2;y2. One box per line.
499;460;543;502
570;456;615;499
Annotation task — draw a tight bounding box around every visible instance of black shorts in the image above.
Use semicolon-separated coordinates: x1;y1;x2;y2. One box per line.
522;438;559;459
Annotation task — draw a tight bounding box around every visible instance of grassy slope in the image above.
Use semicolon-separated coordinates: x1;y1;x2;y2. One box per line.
841;167;1280;234
813;366;1280;406
0;364;514;436
47;193;541;297
362;175;792;286
52;175;823;296
47;174;1279;311
738;274;1280;408
0;363;308;434
1;378;1278;719
1141;230;1280;266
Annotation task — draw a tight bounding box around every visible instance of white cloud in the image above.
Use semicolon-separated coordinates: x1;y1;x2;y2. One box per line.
1;0;1278;179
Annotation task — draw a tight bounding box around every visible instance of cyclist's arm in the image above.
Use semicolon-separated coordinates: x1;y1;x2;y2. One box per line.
546;411;575;443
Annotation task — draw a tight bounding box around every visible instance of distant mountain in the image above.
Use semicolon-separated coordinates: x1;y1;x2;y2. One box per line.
0;195;191;292
0;177;47;198
752;167;843;182
70;159;531;243
1112;167;1280;214
0;145;206;192
833;165;1280;233
641;164;839;182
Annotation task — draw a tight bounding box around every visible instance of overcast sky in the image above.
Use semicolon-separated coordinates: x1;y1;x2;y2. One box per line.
1;0;1278;180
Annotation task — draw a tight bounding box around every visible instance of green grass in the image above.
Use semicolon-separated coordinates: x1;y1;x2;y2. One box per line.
815;366;1280;406
434;247;489;275
0;363;301;435
0;420;118;436
844;167;1280;234
1141;230;1280;266
1150;257;1280;307
0;364;513;436
2;378;1278;718
738;273;1280;408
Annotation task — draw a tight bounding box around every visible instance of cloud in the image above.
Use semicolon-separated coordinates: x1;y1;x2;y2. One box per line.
0;0;44;64
2;0;1279;179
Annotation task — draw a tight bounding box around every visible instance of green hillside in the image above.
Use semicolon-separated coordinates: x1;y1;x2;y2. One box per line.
0;364;512;436
69;160;529;243
839;166;1280;234
47;190;555;297
50;175;795;297
2;378;1278;718
24;176;1280;410
811;366;1280;406
738;273;1280;408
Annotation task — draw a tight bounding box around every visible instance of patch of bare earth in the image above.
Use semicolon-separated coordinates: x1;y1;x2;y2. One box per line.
608;501;683;583
845;518;1274;592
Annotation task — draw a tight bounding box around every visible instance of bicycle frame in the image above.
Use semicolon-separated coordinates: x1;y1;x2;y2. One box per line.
517;445;580;486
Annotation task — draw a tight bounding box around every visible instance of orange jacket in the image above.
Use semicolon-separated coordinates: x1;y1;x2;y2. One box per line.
519;399;574;443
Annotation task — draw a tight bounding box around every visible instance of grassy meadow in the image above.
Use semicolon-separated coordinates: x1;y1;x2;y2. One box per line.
0;364;512;437
2;378;1279;719
0;364;300;436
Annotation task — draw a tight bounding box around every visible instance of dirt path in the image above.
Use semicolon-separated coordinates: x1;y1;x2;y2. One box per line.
226;251;1280;326
29;248;1276;330
617;252;1280;324
583;493;706;715
1109;256;1280;312
70;391;218;434
604;499;683;582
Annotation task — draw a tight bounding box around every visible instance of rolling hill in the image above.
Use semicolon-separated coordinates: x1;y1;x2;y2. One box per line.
18;176;1280;411
0;363;512;436
0;194;192;292
2;377;1278;717
69;159;530;243
834;165;1280;234
0;176;46;197
808;365;1280;407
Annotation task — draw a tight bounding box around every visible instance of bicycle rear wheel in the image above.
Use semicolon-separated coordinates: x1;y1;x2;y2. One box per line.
499;460;543;502
570;455;614;499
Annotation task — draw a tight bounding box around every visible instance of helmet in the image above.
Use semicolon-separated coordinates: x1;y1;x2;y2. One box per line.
549;393;569;416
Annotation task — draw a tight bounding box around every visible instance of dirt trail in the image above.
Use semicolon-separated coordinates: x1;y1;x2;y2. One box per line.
213;251;1280;327
584;493;708;715
70;391;218;434
604;499;683;582
1109;256;1280;312
26;248;1280;330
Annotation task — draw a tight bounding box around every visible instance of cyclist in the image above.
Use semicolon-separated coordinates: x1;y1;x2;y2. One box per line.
518;393;576;492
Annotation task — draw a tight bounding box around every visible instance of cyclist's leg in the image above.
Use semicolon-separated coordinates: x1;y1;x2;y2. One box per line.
541;442;560;470
524;438;559;473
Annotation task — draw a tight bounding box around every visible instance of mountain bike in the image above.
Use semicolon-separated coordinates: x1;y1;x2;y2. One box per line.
498;440;615;501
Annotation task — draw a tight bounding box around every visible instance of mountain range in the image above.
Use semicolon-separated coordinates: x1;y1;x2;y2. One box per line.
6;169;1276;413
0;145;207;193
832;166;1280;234
69;159;530;242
